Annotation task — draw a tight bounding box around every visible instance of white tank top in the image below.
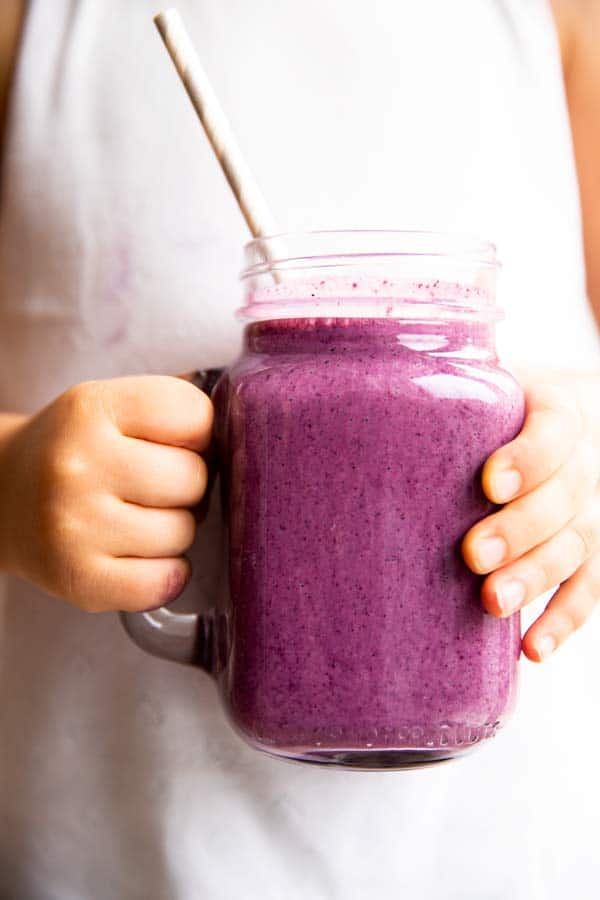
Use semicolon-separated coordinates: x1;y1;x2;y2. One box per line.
1;2;599;898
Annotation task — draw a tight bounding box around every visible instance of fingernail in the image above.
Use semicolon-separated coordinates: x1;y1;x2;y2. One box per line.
493;468;522;503
140;568;189;612
475;536;507;571
536;634;557;661
496;578;526;616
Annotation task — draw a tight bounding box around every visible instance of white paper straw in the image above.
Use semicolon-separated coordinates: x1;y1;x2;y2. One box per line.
154;8;284;275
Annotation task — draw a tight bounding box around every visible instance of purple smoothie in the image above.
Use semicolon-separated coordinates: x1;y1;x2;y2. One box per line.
217;278;524;766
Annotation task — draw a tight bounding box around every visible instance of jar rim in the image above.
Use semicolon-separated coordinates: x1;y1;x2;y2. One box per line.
241;228;499;280
239;229;501;322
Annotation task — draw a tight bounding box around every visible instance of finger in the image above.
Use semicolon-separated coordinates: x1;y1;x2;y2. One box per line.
463;440;599;574
81;555;191;613
99;498;196;558
481;494;600;617
104;375;214;452
112;437;208;508
482;388;582;504
520;553;600;662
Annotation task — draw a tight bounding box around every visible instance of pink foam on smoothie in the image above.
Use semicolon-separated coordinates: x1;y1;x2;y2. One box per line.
239;275;498;321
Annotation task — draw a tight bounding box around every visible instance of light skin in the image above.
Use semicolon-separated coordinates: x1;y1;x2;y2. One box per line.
462;372;600;661
0;377;212;612
0;2;599;658
461;0;600;662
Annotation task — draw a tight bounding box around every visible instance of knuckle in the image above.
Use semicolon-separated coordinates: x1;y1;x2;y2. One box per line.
555;444;599;518
549;604;583;638
36;491;70;546
568;520;596;566
35;484;61;538
60;382;86;410
505;508;539;557
37;456;90;541
37;440;96;508
60;381;98;420
55;512;85;551
52;446;91;485
512;408;574;485
555;562;600;636
564;604;588;634
533;401;570;437
511;429;536;467
555;468;585;520
528;555;557;596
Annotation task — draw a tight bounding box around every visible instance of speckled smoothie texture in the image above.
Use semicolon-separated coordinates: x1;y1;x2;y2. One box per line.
220;281;524;755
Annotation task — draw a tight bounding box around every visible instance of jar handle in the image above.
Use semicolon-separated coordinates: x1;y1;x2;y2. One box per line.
119;368;226;672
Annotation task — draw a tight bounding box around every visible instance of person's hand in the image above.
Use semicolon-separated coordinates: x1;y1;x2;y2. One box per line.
0;376;213;612
462;371;600;662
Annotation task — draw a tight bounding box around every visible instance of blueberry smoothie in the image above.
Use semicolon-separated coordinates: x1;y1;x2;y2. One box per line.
217;277;524;766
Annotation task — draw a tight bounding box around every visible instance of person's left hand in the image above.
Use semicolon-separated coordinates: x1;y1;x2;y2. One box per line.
462;371;600;662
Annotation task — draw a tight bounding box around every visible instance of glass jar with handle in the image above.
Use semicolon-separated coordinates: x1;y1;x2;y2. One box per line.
121;230;525;770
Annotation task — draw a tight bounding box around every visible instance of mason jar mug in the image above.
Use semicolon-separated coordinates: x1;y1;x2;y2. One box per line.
121;230;525;770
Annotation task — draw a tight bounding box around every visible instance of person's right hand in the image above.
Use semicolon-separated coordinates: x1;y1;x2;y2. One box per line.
0;376;213;612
